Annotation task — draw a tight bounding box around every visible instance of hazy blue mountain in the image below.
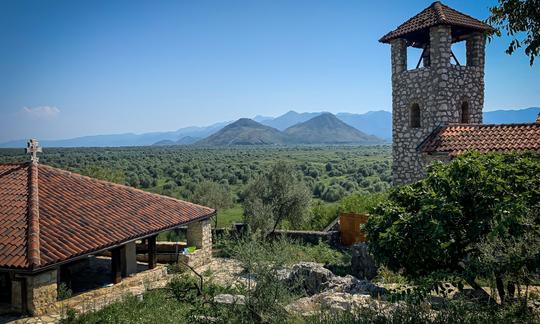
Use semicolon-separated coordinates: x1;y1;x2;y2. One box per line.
253;115;274;123
0;121;230;148
336;110;392;140
484;107;540;124
284;113;384;144
260;110;323;130
1;107;537;148
153;139;176;146
153;136;200;146
196;118;287;145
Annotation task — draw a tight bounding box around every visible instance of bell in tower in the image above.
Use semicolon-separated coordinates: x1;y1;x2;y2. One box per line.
379;1;494;185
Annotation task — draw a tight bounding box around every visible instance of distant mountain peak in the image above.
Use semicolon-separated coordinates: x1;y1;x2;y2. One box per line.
231;118;260;127
196;118;285;146
284;113;384;144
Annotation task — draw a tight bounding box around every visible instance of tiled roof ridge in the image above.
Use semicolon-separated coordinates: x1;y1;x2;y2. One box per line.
379;1;494;43
433;1;446;23
445;122;540;128
27;162;41;268
378;5;433;43
438;2;493;30
38;164;215;213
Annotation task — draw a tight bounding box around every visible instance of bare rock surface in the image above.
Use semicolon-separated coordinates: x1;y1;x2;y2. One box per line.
213;294;246;305
350;243;378;280
279;262;387;297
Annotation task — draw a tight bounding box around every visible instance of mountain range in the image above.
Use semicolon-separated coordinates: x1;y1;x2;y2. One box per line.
0;107;538;148
197;113;383;146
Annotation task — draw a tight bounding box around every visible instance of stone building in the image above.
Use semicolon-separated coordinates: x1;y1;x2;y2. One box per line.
0;140;215;316
379;2;494;184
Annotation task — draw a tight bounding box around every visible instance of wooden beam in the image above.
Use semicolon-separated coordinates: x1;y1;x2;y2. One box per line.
111;247;122;284
148;235;157;269
416;46;427;69
451;50;461;66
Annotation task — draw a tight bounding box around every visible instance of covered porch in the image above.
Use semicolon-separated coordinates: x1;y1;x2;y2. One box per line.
1;217;212;317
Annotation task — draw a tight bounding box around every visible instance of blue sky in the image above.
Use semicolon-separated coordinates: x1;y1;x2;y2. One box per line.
0;0;538;142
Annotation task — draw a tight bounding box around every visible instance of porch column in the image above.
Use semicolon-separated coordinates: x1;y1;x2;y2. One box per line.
185;218;212;266
148;235;157;269
22;269;58;316
111;247;122;284
187;218;212;251
121;241;137;277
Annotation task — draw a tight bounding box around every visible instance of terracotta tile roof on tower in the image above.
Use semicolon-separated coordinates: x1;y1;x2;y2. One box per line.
0;163;215;270
419;121;540;157
379;1;494;43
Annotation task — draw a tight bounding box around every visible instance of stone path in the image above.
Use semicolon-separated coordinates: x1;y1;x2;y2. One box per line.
195;257;252;289
4;314;61;324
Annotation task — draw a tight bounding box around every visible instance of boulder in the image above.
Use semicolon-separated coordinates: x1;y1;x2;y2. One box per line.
350;243;377;280
280;262;386;297
322;275;387;297
286;291;389;316
285;262;335;295
213;294;246;305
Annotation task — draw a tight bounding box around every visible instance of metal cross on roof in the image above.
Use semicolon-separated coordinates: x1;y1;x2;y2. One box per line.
26;139;42;163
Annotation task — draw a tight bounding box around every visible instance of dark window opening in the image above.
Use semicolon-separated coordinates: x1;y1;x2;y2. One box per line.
461;101;470;123
410;103;421;128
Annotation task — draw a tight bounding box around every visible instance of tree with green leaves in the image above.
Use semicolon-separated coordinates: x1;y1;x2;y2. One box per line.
365;152;540;303
243;162;311;235
191;181;233;211
488;0;540;65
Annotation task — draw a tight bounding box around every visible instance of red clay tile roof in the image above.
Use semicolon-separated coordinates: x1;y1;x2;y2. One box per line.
0;163;215;270
379;1;494;44
419;122;540;157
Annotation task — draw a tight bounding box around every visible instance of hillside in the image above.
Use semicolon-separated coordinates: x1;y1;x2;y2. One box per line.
153;136;200;146
260;110;322;130
196;118;287;145
284;113;384;144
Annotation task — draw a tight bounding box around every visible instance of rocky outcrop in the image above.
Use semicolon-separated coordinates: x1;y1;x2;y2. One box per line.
280;262;389;317
350;243;378;280
213;294;246;305
279;262;386;297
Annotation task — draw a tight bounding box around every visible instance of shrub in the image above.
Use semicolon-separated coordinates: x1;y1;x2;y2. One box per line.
339;192;387;215
365;152;540;303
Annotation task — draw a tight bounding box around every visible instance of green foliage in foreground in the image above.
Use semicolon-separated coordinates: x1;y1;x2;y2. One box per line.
66;236;539;323
339;192;387;215
65;287;539;324
366;152;540;304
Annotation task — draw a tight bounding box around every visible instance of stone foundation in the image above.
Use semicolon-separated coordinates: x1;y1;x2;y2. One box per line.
57;265;168;315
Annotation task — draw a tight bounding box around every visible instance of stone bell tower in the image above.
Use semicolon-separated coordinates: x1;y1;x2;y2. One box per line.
379;1;493;185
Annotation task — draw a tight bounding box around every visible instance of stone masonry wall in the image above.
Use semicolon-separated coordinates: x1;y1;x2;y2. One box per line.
183;219;212;268
26;270;58;316
57;265;168;316
391;26;485;184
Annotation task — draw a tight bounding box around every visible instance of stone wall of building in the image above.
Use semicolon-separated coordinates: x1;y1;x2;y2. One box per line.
25;270;58;316
391;25;485;184
57;265;168;316
182;219;212;268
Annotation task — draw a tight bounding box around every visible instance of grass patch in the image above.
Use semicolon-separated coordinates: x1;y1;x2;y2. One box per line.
216;204;243;228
